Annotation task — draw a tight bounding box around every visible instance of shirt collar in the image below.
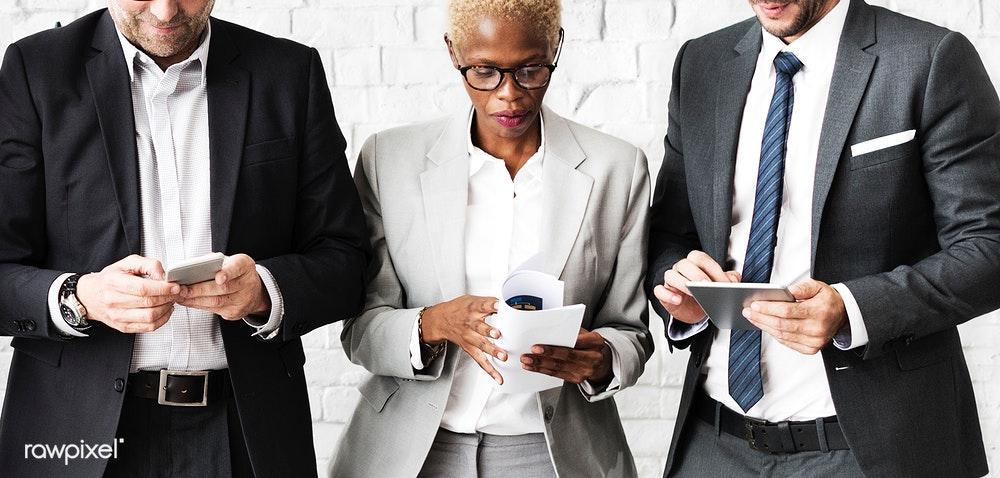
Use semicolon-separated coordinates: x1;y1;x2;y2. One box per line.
760;0;849;76
466;107;546;180
116;21;212;85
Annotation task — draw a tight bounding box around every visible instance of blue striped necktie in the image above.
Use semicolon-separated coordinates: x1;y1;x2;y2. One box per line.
728;51;803;413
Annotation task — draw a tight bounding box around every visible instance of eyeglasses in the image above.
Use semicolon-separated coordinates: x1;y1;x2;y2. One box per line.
455;28;565;92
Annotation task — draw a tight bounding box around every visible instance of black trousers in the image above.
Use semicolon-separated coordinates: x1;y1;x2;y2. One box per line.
103;392;254;478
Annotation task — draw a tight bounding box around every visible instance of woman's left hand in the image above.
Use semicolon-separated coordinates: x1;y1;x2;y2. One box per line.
520;329;612;385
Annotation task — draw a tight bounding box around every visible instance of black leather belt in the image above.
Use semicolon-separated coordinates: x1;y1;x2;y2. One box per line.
127;370;231;407
694;393;850;454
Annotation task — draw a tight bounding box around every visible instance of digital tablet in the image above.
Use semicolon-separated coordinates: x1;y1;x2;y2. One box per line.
165;252;225;285
686;282;795;330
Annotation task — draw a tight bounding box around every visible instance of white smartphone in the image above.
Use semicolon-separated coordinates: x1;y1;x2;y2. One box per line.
164;252;226;285
686;282;795;330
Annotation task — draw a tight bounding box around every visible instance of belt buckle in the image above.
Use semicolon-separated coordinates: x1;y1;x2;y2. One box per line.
743;416;770;452
157;369;209;407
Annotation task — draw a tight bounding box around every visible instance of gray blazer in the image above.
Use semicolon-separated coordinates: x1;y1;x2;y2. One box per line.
332;106;653;477
648;1;1000;477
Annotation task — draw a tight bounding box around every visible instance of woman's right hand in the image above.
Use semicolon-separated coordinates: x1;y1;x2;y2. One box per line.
421;295;508;384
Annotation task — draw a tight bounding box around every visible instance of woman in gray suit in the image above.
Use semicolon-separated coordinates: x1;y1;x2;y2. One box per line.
332;1;652;476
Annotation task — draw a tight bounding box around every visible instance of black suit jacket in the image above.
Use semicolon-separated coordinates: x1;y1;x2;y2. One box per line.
648;1;999;476
0;10;369;477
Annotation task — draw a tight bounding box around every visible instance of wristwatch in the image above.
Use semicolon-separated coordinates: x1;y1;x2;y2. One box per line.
59;274;91;331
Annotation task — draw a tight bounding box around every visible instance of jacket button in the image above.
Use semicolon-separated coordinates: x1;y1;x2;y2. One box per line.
24;320;36;332
543;405;554;422
114;378;125;393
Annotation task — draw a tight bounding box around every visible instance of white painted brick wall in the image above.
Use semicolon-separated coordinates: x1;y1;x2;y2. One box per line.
1;1;998;476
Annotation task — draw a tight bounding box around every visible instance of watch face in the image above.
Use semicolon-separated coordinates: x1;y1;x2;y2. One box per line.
60;304;82;326
60;294;88;327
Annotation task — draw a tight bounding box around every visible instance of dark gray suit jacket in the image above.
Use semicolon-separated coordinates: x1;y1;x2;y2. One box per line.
647;1;999;476
0;10;369;477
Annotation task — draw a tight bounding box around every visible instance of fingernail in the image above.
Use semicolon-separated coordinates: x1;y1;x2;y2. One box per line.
171;285;180;295
742;308;752;318
751;303;760;311
498;352;507;361
532;346;544;354
520;356;531;365
490;330;500;339
671;295;682;305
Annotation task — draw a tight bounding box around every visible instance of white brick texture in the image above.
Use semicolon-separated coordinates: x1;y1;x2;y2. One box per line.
1;1;998;476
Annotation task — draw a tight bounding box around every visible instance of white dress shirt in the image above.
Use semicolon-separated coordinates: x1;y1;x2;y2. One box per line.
407;110;620;435
47;23;285;372
669;0;870;422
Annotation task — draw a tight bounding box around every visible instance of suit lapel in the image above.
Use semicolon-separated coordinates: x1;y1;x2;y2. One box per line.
539;107;592;279
86;13;141;254
708;25;762;263
205;19;250;253
420;112;470;300
419;107;591;296
811;0;876;266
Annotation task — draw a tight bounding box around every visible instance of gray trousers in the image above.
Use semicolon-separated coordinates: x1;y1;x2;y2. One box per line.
669;415;864;478
417;428;557;478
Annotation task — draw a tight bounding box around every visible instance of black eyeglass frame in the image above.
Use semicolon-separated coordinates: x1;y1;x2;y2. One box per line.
454;28;565;92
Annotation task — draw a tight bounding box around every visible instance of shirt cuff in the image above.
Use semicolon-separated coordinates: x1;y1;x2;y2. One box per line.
49;273;88;338
409;311;428;370
579;339;622;400
244;264;284;340
831;283;869;350
667;315;709;341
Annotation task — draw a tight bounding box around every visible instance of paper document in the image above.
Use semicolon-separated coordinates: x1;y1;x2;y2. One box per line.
487;268;585;394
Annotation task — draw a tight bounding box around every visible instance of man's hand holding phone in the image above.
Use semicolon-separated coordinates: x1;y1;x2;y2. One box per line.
652;251;741;324
76;255;181;334
177;253;270;321
653;251;849;354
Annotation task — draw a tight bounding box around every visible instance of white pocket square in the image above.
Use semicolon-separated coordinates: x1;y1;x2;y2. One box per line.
850;130;916;157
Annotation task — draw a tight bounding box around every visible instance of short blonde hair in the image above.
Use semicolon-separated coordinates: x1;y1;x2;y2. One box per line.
447;0;562;50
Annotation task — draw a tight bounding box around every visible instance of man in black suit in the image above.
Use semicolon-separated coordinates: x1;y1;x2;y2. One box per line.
648;0;999;476
0;0;369;476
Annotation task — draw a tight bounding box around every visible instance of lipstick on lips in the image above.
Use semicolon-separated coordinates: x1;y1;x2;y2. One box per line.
492;110;530;129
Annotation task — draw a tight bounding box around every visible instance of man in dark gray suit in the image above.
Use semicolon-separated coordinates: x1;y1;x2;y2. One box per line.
647;0;1000;476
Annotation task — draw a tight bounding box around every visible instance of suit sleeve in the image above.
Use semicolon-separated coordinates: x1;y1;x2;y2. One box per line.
586;147;654;400
0;43;72;340
339;134;448;380
256;48;371;342
646;40;705;351
844;32;1000;359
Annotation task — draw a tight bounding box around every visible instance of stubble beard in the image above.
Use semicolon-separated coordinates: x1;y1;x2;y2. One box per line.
754;0;828;39
108;1;214;60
